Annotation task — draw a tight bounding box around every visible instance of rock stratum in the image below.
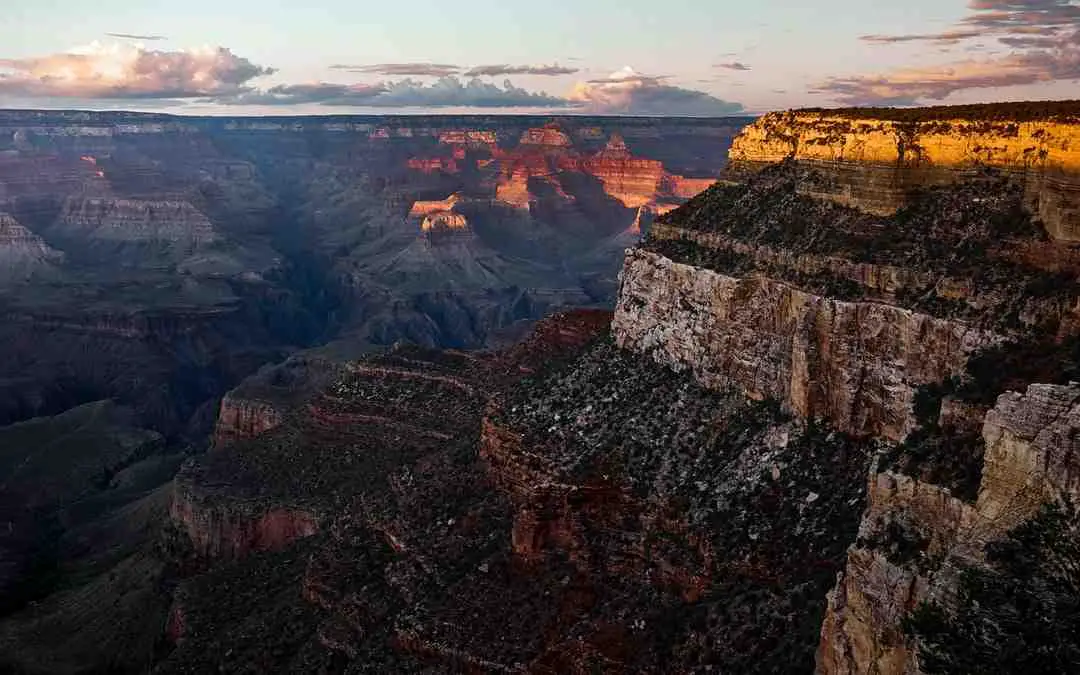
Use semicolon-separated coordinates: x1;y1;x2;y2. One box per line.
729;101;1080;240
0;212;62;283
11;101;1080;674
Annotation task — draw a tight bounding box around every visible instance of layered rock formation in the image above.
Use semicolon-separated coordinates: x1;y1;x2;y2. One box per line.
700;102;1080;675
408;125;723;222
0;213;62;284
519;124;573;147
729;104;1080;240
819;383;1080;675
614;248;996;441
54;197;217;248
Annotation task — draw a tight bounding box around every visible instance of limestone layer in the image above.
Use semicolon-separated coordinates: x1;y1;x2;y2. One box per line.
612;248;997;441
729;111;1080;240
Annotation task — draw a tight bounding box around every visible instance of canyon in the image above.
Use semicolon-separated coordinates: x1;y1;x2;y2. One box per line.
7;101;1080;674
0;111;744;437
0;111;746;672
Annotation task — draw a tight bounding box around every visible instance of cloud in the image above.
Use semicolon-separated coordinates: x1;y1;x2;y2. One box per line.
216;82;388;106
818;0;1080;104
328;62;579;78
105;32;167;41
998;34;1064;47
329;62;461;77
568;67;743;116
715;62;752;71
0;41;274;99
859;30;984;44
818;49;1080;105
217;76;568;108
961;0;1080;30
463;64;578;77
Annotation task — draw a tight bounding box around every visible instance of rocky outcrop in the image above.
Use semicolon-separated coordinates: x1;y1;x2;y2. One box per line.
439;129;498;147
818;383;1080;675
0;213;62;283
583;155;666;209
170;459;319;560
408;193;463;219
212;350;351;448
420;211;468;233
728;108;1080;240
519;125;573;147
491;166;531;208
213;394;285;447
613;248;997;441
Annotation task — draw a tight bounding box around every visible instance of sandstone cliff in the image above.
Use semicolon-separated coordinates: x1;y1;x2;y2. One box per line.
728;105;1080;240
613;248;997;441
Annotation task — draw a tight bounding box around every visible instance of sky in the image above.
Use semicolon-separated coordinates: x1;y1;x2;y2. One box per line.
1;0;1078;116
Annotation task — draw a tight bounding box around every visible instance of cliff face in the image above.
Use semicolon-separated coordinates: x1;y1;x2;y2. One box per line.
213;394;284;447
0;213;62;284
818;383;1080;675
170;462;319;559
613;248;996;441
729;109;1080;240
146;103;1080;673
605;102;1080;675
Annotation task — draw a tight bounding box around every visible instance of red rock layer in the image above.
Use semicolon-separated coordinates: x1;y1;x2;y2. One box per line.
212;394;285;447
519;124;573;147
406;157;459;174
169;480;319;560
